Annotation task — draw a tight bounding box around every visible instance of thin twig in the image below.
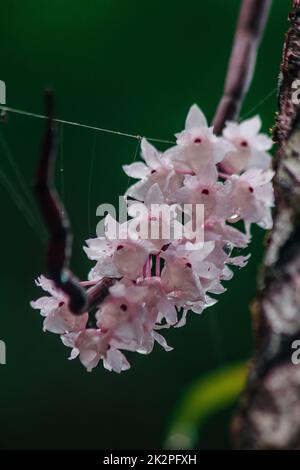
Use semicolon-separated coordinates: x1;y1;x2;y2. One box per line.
213;0;272;135
35;91;117;315
35;90;88;314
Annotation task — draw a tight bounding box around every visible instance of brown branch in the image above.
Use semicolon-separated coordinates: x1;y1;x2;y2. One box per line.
35;91;117;314
232;1;300;449
213;0;272;135
35;91;106;315
86;277;116;310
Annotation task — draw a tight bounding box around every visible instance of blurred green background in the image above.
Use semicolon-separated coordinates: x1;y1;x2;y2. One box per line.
0;0;289;450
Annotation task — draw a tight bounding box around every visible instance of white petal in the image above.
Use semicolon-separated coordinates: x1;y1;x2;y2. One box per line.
122;162;149;179
157;298;177;325
252;134;273;151
223;121;240;140
141;138;160;169
229;254;251;267
185;104;207;129
88;256;120;280
69;348;80;360
258;210;273;230
240;116;261;138
164;145;185;163
61;332;79;348
247;150;272;170
35;275;62;299
144;183;165;206
83;238;112;259
191;302;205;314
175;309;188;328
30;296;59;315
104;348;130;373
43;310;67;334
126;178;152;202
213;138;236;164
109;282;127;297
189;241;215;260
152;331;173;351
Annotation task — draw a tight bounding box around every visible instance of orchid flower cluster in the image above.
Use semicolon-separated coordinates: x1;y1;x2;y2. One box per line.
31;105;274;373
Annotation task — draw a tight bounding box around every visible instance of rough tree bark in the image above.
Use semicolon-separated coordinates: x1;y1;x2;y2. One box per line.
232;1;300;450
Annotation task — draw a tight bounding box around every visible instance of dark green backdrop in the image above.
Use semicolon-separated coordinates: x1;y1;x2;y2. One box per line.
0;0;288;450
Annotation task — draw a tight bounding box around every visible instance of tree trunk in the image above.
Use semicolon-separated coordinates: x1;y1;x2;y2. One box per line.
232;1;300;450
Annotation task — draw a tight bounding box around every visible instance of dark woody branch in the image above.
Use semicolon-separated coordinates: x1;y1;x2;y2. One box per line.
213;0;271;135
35;91;114;314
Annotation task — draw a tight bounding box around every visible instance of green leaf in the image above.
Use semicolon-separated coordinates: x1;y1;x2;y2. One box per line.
164;361;248;449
